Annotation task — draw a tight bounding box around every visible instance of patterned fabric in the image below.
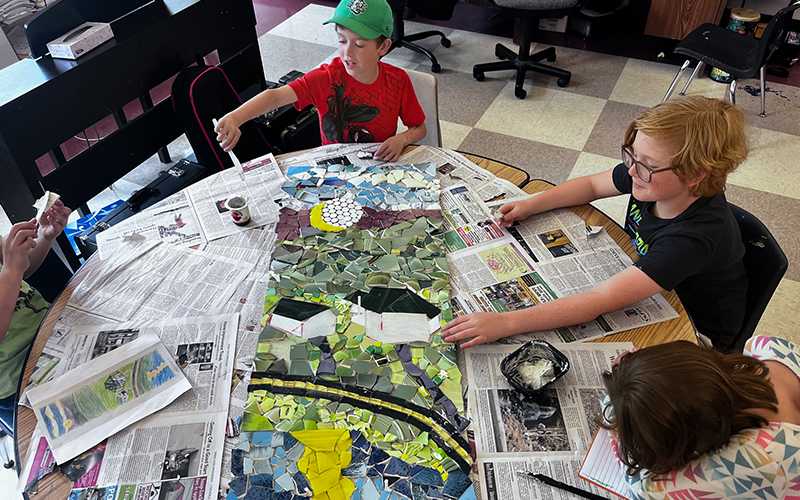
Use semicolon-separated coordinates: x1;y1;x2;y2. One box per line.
0;235;50;399
607;336;800;500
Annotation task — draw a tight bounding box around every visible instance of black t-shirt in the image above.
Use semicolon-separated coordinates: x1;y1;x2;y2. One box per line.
612;164;747;349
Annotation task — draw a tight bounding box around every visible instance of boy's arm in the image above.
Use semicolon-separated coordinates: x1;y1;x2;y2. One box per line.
215;86;299;151
442;266;663;347
374;122;427;162
0;223;38;344
498;168;622;226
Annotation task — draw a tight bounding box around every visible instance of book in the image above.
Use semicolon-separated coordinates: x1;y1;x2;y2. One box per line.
579;426;632;500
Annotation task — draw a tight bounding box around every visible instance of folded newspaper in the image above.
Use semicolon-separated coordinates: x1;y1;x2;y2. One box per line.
26;334;191;464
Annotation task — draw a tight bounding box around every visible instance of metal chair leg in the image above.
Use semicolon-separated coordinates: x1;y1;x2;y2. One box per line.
680;62;704;95
729;79;737;105
759;65;766;117
664;59;691;102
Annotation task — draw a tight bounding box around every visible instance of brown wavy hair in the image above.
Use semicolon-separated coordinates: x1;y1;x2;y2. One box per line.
601;341;777;477
623;96;748;197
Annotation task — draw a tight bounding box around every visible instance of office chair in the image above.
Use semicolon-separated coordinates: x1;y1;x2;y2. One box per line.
386;0;455;73
728;204;788;353
402;69;442;147
663;1;800;117
472;0;579;99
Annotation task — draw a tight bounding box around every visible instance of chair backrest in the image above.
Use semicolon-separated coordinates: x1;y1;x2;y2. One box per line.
729;203;788;353
403;69;442;147
754;1;800;70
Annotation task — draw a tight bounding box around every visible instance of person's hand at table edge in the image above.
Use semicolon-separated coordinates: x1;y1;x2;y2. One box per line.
442;312;512;348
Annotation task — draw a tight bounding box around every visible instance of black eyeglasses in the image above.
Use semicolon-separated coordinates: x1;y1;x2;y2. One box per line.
621;146;679;183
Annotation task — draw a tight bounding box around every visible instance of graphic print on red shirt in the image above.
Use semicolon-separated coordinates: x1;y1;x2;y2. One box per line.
288;58;425;145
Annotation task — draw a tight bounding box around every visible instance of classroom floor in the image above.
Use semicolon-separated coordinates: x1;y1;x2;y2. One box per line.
1;1;799;495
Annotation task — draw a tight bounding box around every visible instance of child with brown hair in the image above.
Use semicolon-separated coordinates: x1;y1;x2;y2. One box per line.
602;337;800;498
443;96;749;349
214;0;426;162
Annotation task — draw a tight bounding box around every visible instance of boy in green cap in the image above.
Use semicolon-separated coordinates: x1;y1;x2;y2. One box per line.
215;0;427;162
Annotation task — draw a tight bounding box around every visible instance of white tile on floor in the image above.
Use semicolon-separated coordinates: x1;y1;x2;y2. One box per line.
754;278;800;345
428;28;520;76
0;434;21;500
609;58;728;108
266;3;338;47
568;152;629;226
729;126;800;200
257;34;339;84
439;120;473;150
475;83;606;151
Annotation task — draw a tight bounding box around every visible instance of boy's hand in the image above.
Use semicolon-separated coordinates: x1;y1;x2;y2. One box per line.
374;135;406;162
215;113;242;152
2;220;38;275
496;200;535;227
441;312;511;348
39;200;71;241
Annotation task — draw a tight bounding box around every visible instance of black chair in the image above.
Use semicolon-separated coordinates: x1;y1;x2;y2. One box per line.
728;204;788;353
663;1;800;117
386;0;455;73
0;401;14;469
472;0;579;99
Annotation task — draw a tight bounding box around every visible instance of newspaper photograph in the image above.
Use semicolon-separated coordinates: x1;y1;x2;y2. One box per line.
276;142;384;169
68;240;253;322
463;342;633;500
26;334;191;463
448;238;538;293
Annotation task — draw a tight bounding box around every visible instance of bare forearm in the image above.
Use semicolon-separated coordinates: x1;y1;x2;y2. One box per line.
24;234;54;279
502;290;614;337
228;86;297;125
526;175;605;214
0;267;24;344
402;123;426;147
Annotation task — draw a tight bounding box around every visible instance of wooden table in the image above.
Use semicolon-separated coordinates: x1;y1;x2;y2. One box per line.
523;180;697;347
13;151;691;498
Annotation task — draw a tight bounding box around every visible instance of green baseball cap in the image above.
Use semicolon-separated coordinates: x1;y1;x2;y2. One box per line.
324;0;394;40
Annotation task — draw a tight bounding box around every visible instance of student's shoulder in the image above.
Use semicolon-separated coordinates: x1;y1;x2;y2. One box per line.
379;61;411;82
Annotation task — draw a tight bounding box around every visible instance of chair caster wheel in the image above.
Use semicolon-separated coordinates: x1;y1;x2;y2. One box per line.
431;63;441;73
557;77;570;87
515;87;527;99
473;70;485;81
4;460;14;469
441;38;451;48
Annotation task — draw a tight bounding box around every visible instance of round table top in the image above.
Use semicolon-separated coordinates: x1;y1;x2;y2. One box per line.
13;149;694;499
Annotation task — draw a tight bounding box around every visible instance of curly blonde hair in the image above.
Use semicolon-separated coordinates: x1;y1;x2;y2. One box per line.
623;96;748;197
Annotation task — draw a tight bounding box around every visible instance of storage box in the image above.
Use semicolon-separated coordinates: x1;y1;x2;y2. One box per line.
47;22;113;60
539;17;568;33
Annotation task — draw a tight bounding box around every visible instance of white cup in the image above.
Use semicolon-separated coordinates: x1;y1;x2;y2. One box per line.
225;196;251;226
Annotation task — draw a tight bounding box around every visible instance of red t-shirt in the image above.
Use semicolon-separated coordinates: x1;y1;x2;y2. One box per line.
288;58;425;145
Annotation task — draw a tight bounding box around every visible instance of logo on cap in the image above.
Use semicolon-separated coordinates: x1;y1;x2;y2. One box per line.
348;0;367;16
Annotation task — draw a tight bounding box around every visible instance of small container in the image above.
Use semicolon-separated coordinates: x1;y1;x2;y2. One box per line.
225;196;251;226
500;340;570;396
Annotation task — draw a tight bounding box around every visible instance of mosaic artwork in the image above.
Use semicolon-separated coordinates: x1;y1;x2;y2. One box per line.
281;163;440;209
230;160;474;500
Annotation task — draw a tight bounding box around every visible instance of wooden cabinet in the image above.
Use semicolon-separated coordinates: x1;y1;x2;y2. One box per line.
644;0;727;39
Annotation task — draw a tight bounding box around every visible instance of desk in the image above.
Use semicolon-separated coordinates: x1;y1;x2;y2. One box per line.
15;150;692;498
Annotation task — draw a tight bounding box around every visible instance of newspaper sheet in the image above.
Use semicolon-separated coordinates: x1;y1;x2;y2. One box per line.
96;154;282;257
447;191;679;342
399;146;526;201
464;342;633;500
18;314;239;498
66;411;228;500
276;142;385;169
68;240;253;322
440;184;507;252
26;334;192;464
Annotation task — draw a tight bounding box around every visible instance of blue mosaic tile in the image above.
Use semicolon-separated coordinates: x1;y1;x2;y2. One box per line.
412;483;426;500
275;492;293;500
271;433;284;447
283;433;298;451
393;479;412;499
368;448;390;466
427;486;443;499
384;457;413;477
442;470;470;499
244;485;271;500
250;474;273;488
457;485;475;500
342;462;367;477
351;447;368;463
231;449;245;477
293;471;311;496
252;432;274;447
229;476;248;497
410;467;443;487
354;433;370;451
